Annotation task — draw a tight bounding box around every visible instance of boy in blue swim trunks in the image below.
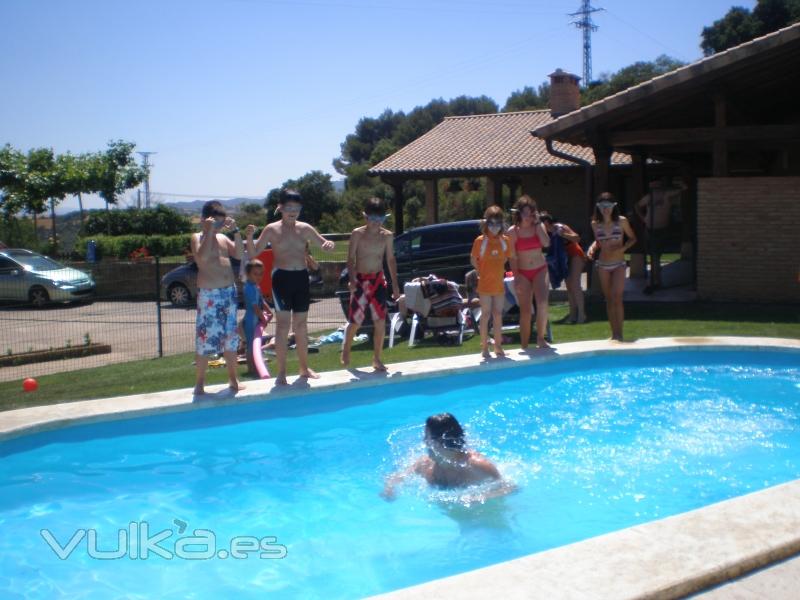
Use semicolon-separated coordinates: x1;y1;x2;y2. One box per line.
191;200;245;395
246;189;335;385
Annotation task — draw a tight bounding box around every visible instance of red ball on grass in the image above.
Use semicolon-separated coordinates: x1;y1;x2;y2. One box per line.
22;378;38;392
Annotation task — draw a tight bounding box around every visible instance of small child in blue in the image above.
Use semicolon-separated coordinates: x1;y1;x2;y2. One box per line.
243;259;273;375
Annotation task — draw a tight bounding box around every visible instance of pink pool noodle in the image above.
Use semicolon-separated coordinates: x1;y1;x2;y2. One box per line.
251;319;271;379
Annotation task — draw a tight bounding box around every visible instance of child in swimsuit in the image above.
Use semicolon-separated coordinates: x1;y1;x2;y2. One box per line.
242;259;273;376
470;205;514;358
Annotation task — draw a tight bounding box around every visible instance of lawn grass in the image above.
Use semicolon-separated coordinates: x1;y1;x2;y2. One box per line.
1;301;798;411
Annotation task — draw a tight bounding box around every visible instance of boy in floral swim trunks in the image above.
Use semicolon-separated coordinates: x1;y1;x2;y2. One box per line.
191;200;245;395
341;197;400;371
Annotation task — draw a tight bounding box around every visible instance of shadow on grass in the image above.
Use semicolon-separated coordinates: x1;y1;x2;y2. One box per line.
585;301;800;324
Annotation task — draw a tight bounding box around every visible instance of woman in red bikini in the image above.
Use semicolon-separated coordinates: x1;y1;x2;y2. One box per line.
540;212;587;324
508;195;550;349
586;193;637;342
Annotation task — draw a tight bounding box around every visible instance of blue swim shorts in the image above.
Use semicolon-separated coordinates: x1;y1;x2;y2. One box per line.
196;285;239;356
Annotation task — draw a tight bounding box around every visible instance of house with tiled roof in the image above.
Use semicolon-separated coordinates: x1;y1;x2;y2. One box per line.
369;70;635;238
533;23;800;302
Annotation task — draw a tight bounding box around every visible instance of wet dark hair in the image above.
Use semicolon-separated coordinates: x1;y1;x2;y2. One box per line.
425;413;465;450
201;200;225;219
592;192;620;223
279;188;303;205
364;197;385;216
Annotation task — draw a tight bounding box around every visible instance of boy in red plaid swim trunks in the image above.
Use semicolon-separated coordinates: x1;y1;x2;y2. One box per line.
341;198;401;371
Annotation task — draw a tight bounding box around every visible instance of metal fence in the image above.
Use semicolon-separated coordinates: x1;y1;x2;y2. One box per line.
0;255;353;383
0;233;494;382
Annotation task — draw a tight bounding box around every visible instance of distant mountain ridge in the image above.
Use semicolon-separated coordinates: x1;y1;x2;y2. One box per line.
160;197;258;215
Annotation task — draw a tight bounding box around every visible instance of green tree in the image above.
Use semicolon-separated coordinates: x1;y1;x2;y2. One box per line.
87;140;147;218
58;152;95;225
701;0;800;55
264;171;339;227
582;55;685;104
82;205;192;237
503;82;551;112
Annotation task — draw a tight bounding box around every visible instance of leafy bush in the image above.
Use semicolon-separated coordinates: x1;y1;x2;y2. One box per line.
76;234;192;259
81;205;192;236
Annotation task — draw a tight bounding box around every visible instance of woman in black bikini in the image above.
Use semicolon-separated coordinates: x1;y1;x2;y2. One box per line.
587;193;637;341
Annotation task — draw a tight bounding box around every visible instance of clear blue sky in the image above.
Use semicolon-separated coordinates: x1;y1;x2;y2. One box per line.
0;0;754;213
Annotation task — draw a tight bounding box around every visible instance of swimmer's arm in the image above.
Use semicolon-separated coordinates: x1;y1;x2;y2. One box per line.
480;480;518;500
380;458;427;501
473;456;518;498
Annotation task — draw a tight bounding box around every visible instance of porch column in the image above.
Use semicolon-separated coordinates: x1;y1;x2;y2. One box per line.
680;166;696;261
424;179;439;225
485;176;502;206
507;180;519;208
391;181;405;235
628;152;648;278
713;94;728;177
592;145;611;195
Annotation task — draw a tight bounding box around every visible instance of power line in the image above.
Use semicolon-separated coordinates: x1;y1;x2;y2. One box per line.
569;1;604;86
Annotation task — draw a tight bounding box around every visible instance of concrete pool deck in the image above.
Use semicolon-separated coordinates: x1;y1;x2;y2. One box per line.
1;335;799;599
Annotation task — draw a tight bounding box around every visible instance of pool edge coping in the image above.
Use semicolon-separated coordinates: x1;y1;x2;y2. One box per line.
2;335;798;443
2;335;800;599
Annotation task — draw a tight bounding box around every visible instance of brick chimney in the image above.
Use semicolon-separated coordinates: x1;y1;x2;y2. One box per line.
548;69;581;118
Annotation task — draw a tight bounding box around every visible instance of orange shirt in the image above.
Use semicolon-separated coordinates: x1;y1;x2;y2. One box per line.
471;234;514;296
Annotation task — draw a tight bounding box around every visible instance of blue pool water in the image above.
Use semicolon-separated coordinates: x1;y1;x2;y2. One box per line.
1;349;799;599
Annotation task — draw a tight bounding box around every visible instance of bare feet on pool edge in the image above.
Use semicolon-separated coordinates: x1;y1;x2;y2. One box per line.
229;382;246;393
537;338;551;349
193;386;207;396
299;368;320;379
481;348;491;360
275;374;289;386
494;345;505;357
340;349;350;367
372;359;388;372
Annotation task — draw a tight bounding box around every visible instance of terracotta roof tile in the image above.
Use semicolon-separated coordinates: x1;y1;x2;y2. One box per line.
369;110;629;176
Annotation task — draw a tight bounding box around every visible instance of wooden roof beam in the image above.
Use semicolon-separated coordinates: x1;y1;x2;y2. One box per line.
608;124;800;147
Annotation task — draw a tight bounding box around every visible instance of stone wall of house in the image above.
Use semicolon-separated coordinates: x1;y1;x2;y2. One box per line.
697;176;800;302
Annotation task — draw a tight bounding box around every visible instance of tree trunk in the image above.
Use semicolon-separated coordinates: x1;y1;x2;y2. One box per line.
105;200;111;235
77;193;85;225
49;198;57;253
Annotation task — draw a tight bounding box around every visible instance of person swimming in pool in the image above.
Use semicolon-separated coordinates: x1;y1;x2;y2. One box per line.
381;413;515;501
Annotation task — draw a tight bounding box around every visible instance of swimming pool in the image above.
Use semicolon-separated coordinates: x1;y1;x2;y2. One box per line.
1;348;798;599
